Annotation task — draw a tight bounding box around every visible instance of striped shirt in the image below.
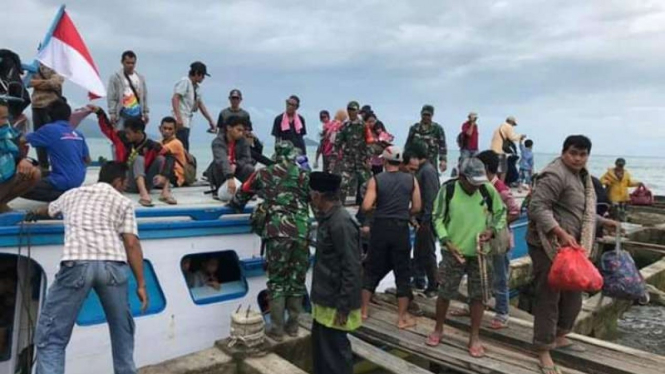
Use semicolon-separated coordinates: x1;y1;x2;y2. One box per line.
48;182;138;262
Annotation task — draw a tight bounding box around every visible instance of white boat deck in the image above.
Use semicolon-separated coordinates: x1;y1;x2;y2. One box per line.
7;168;234;213
6;167;535;222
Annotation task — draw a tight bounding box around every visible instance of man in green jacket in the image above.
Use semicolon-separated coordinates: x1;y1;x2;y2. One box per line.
426;158;506;358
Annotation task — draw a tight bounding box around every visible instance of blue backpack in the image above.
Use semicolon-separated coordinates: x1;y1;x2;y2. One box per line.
600;232;646;300
0;124;20;183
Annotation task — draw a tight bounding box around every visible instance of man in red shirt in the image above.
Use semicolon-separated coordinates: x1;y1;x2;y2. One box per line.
459;112;479;163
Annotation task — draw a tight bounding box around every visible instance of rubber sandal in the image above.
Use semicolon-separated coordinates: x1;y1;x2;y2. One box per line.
538;364;563;374
450;308;470;317
489;316;509;330
426;332;442;347
138;198;154;207
468;344;486;358
555;343;586;353
159;196;178;205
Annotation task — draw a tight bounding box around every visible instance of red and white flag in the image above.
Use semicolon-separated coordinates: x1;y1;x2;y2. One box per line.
37;10;106;98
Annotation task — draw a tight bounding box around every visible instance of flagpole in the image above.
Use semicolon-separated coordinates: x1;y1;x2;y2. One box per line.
22;5;66;82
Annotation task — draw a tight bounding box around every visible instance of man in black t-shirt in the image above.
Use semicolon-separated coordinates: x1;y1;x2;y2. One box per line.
272;95;307;155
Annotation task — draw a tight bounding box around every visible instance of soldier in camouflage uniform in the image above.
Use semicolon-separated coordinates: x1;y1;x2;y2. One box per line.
405;104;448;174
230;141;310;340
332;101;371;205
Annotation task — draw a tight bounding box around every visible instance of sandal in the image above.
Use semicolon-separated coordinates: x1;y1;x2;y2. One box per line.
538;364;563;374
426;332;442;347
489;316;509;330
555;343;586;353
468;344;486;358
159;196;178;205
450;308;470;317
138;198;154;207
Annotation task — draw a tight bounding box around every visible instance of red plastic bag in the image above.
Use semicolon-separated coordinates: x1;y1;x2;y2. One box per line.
548;246;603;292
630;185;654;206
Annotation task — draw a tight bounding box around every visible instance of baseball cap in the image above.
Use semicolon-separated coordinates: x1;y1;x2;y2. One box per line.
190;61;210;77
347;101;360;110
381;146;403;163
469;112;478;119
615;158;626;166
507;115;517;125
421;104;434;115
360;105;372;114
229;89;242;98
460;158;489;186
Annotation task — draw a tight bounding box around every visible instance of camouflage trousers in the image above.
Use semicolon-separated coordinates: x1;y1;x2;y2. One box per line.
338;161;371;205
265;237;310;299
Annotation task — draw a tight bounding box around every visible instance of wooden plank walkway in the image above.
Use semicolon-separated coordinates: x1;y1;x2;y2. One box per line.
370;293;665;374
357;302;586;374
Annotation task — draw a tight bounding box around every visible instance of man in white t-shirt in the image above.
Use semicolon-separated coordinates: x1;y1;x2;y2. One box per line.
171;61;216;151
107;50;150;127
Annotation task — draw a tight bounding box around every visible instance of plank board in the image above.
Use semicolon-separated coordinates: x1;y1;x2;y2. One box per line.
298;314;431;374
372;293;665;374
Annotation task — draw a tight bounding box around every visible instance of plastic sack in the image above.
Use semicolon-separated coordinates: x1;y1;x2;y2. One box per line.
600;235;646;300
217;178;241;202
630;185;654;206
548;246;603;292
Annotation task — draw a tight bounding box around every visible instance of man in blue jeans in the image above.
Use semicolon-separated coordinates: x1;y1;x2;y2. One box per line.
476;151;520;329
31;161;148;374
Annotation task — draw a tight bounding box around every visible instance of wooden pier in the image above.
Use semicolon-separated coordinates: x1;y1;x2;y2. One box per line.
139;292;665;374
357;293;665;374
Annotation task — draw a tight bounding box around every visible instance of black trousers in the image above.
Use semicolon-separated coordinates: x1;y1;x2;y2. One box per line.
176;128;190;152
312;320;353;374
21;179;63;202
363;219;413;299
413;221;438;290
32;108;51;170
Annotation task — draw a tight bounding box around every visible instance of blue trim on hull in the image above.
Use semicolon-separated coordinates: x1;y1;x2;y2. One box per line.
0;218;253;247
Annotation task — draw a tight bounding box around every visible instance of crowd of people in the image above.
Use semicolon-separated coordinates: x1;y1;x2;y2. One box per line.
0;49;652;374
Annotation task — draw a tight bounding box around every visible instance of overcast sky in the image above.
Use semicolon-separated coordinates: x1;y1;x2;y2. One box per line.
7;0;665;157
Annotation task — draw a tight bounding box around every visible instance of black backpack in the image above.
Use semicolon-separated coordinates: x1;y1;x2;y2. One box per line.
441;179;493;225
456;131;466;149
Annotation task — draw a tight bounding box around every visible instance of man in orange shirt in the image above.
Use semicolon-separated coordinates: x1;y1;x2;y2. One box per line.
160;117;188;187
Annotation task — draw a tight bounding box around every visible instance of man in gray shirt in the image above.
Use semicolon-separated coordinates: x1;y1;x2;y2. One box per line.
406;142;440;298
107;51;149;127
527;135;619;373
217;89;250;132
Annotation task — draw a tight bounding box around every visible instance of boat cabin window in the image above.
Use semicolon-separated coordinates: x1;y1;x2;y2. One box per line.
181;251;248;305
76;260;166;326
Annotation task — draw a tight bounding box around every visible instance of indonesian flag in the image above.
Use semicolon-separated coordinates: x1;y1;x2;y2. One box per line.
37;10;106;98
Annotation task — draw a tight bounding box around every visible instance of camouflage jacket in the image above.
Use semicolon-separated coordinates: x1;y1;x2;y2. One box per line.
405;121;447;165
233;161;311;240
334;119;371;164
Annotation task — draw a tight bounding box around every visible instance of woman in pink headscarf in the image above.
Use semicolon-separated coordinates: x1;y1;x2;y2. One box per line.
315;109;346;172
366;112;394;175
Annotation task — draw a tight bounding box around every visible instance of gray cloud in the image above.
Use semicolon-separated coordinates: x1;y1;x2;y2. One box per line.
6;0;665;156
